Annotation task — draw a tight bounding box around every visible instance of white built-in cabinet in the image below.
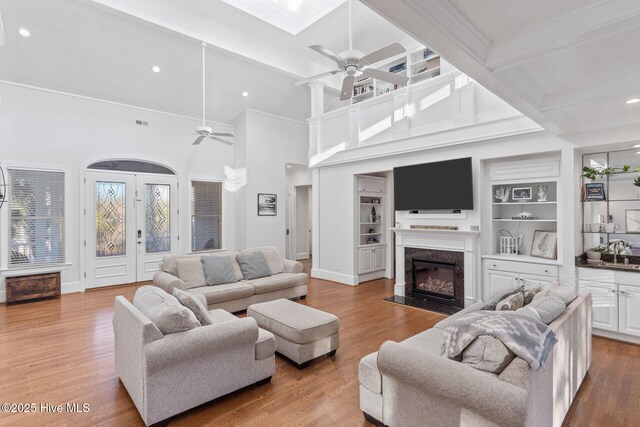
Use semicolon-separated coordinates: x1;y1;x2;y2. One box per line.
484;259;558;298
357;175;386;281
578;268;640;339
482;156;562;301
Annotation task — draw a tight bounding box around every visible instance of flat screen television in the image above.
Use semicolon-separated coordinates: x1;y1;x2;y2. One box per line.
394;157;473;210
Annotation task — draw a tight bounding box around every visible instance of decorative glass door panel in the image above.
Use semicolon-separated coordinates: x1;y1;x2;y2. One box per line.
95;181;127;257
145;184;171;254
86;172;178;288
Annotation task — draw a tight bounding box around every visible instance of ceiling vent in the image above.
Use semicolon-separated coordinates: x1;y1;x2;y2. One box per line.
135;120;148;126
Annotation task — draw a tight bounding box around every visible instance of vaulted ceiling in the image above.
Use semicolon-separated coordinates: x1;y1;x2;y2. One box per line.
363;0;640;142
0;0;419;124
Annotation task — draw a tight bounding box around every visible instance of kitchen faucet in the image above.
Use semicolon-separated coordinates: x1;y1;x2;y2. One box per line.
613;241;621;264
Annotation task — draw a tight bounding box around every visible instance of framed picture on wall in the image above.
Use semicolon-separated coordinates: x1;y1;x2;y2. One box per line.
257;193;277;216
530;230;558;259
512;187;532;201
626;209;640;233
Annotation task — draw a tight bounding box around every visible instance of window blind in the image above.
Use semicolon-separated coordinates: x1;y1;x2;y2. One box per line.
9;169;65;267
191;181;222;251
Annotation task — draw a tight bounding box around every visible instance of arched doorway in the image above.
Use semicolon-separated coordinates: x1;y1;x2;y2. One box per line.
84;160;178;288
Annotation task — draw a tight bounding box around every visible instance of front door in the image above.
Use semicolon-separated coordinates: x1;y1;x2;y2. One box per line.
85;171;178;288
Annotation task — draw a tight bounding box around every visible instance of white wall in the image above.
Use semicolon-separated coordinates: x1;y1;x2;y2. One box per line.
0;82;235;301
312;131;578;285
295;186;310;260
235;109;308;258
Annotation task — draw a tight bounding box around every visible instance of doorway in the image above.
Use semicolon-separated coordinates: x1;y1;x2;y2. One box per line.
84;168;178;288
294;185;312;260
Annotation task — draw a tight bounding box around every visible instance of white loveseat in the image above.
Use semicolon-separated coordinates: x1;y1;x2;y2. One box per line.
152;246;308;312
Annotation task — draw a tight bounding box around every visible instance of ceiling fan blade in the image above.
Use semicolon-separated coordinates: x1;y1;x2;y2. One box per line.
211;136;234;146
193;135;206;145
211;132;234;137
340;75;355;101
361;68;409;86
309;45;342;63
294;70;341;86
360;42;406;66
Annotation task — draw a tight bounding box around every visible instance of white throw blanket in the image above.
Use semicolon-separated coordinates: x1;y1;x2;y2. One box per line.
441;311;557;370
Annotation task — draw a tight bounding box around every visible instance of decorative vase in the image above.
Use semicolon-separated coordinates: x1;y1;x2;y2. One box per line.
586;250;601;261
370;206;377;223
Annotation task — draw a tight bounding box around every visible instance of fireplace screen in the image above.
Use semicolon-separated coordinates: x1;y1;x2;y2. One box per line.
413;260;455;299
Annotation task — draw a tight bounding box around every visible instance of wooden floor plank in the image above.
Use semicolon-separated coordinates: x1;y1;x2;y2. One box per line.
1;266;639;426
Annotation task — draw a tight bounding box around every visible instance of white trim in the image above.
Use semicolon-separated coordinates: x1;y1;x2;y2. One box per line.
0;162;72;271
296;252;309;260
0;80;234;129
244;107;308;125
311;267;358;286
0;263;73;276
592;328;640;346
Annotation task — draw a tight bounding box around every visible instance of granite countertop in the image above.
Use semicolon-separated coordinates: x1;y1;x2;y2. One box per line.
575;254;640;273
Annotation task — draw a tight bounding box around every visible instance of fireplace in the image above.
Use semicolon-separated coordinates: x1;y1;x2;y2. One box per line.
404;248;465;311
412;260;456;304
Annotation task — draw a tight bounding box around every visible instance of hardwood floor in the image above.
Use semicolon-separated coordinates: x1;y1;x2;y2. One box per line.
0;273;639;426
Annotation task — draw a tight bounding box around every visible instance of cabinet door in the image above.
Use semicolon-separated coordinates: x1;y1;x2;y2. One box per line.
372;247;385;271
486;270;518;298
519;273;556;288
618;285;640;337
359;248;372;274
579;281;618;332
359;178;384;193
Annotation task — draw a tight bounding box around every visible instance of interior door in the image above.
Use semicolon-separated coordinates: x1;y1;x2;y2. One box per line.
86;172;178;288
86;172;137;288
136;174;179;281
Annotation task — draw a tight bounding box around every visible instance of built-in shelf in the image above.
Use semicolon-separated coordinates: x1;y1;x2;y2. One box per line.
582;199;640;203
482;253;563;266
411;67;441;81
357;175;387;278
360;203;382;206
361;233;383;236
492;201;557;205
492;219;557;222
361;222;382;225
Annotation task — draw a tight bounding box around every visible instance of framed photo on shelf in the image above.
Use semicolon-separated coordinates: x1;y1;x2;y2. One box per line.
512;187;532;201
530;230;558;260
257;193;277;216
626;209;640;233
583;182;606;201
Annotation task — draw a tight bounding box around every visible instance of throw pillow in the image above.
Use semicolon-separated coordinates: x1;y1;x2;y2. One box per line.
498;357;530;389
523;285;543;305
462;335;516;374
175;257;207;289
133;286;201;334
496;292;524;311
201;255;238;286
236;252;272;280
533;282;577;305
519;294;566;324
242;247;285;275
172;288;212;326
485;285;524;310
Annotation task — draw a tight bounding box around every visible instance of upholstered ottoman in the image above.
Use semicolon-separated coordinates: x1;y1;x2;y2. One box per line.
247;299;340;369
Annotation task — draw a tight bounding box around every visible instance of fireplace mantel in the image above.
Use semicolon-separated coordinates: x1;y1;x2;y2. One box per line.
392;228;480;306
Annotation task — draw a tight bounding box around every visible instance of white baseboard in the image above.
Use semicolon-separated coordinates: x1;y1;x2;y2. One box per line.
296;252;310;260
358;270;386;284
394;283;405;296
311;268;358;286
593;328;640;345
62;281;82;294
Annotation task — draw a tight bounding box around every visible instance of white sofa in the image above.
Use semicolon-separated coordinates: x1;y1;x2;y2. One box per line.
113;296;276;426
359;293;592;427
152;246;308;312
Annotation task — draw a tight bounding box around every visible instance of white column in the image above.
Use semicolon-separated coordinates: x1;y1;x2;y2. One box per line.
308;81;325;118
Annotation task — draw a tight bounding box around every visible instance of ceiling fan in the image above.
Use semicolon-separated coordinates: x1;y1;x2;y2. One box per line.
192;42;234;146
294;0;409;100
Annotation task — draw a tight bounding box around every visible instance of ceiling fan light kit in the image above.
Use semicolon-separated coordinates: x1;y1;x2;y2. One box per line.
296;0;409;100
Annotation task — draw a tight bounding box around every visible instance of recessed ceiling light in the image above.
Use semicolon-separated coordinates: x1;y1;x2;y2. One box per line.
152;65;161;73
626;98;640;104
242;91;248;97
634;144;640;148
286;164;291;168
18;28;31;38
